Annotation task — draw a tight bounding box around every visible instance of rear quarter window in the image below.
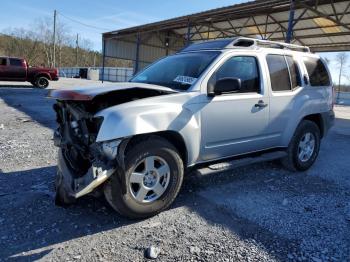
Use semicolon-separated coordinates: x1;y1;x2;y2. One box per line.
303;57;330;86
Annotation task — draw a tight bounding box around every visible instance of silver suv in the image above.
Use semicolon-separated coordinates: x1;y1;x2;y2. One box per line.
50;37;334;218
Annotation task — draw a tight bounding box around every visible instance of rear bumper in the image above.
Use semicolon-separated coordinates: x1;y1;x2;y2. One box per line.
52;77;59;81
321;110;335;136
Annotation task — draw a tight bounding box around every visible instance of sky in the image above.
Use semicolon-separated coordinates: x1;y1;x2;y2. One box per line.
0;0;247;50
0;0;349;84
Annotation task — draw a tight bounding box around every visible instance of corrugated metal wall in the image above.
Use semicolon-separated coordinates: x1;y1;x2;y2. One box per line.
105;39;137;61
104;31;186;71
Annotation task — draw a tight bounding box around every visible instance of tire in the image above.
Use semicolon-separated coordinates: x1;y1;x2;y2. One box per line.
104;136;184;219
54;171;75;207
281;120;321;172
34;76;49;88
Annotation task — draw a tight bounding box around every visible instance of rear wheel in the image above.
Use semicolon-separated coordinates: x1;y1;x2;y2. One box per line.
104;136;184;219
281;120;320;171
33;76;49;88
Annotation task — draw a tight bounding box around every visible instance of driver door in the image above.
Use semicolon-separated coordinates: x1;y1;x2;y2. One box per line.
200;55;272;161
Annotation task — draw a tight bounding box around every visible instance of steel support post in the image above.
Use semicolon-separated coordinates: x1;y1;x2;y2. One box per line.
286;0;295;43
134;33;141;74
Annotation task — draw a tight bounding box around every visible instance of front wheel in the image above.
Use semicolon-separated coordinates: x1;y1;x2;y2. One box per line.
33;76;49;88
104;136;184;219
54;171;75;207
281;120;321;171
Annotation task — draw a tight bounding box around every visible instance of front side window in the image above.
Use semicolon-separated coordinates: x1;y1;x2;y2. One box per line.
303;57;330;86
130;51;219;90
266;54;291;91
211;56;260;93
9;58;23;67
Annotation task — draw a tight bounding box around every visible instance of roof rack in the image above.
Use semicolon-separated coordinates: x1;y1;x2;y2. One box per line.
180;37;310;53
232;37;310;53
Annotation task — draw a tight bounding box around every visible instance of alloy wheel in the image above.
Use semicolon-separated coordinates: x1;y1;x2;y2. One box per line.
129;156;170;203
298;132;316;162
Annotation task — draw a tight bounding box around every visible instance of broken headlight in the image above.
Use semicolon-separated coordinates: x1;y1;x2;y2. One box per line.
100;139;122;160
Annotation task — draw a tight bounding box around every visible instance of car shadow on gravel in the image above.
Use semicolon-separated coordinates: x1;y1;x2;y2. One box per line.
180;160;350;260
0;85;34;88
0;163;278;260
0;166;139;261
0;88;55;129
1;160;350;261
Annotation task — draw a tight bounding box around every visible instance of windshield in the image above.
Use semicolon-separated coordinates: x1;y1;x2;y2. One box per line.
130;51;220;90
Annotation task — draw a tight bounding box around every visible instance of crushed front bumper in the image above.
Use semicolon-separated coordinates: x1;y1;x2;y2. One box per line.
57;148;116;199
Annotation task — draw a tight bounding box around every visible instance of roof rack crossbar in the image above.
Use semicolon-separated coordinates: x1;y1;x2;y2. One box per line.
179;37;311;53
232;37;310;53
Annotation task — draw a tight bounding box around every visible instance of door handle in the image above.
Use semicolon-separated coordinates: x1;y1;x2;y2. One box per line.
254;100;268;108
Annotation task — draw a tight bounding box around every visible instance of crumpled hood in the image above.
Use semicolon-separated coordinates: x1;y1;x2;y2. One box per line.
94;90;200;142
47;82;178;101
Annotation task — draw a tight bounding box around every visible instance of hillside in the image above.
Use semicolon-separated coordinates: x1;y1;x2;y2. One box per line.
0;33;131;68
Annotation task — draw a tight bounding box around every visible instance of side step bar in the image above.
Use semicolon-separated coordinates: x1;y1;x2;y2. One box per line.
196;151;287;176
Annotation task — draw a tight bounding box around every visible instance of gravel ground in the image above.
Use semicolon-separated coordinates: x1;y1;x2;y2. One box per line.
0;79;349;262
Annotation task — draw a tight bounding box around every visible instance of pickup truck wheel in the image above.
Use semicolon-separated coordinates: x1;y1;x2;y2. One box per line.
281;120;320;172
104;137;184;219
34;76;49;88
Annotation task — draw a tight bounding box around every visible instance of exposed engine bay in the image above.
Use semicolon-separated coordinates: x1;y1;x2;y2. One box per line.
51;87;175;200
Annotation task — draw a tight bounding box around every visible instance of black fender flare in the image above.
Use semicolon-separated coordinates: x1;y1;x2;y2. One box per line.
114;138;130;195
34;72;51;81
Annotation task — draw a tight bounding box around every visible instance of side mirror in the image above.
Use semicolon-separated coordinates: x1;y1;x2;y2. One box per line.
208;77;241;96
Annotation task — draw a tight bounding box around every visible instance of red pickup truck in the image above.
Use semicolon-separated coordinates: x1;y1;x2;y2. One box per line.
0;57;59;88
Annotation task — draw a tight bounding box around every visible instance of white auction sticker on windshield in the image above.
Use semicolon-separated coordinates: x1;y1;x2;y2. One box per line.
173;75;197;85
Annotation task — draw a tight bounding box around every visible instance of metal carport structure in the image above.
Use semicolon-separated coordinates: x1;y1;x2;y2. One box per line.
102;0;350;75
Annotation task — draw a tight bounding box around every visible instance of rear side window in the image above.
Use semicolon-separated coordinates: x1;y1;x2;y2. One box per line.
266;54;291;91
9;58;23;67
285;56;301;89
303;57;330;86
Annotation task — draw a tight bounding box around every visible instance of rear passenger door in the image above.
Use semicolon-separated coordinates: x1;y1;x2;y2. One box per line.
8;58;26;80
265;54;302;146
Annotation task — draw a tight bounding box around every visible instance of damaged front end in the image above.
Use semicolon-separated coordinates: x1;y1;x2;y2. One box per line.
53;101;121;203
50;86;175;204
